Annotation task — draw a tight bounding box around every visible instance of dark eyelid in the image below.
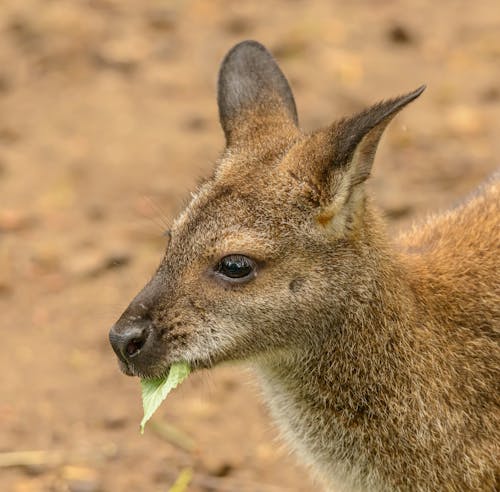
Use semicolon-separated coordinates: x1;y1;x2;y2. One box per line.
163;229;172;239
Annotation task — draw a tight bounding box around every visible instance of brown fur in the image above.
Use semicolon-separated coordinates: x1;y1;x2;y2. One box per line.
110;41;500;491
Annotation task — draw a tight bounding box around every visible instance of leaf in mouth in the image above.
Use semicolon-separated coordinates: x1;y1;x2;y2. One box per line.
140;362;191;434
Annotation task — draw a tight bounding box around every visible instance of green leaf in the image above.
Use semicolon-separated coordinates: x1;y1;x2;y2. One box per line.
140;362;191;434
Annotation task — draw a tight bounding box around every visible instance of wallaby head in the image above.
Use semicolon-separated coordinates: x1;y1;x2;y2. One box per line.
109;40;424;379
109;41;500;491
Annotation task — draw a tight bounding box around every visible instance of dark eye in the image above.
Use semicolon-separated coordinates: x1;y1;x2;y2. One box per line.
217;254;256;280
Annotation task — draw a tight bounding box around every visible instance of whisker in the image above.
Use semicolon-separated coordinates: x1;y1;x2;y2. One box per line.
143;195;172;233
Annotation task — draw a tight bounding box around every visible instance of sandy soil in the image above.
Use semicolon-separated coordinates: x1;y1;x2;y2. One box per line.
1;1;499;491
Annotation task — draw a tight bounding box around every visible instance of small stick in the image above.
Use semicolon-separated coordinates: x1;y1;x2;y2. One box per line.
0;450;63;468
168;467;193;492
149;420;196;452
0;444;117;469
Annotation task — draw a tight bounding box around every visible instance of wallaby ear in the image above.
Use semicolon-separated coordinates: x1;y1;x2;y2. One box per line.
332;85;425;188
286;86;425;221
217;40;298;147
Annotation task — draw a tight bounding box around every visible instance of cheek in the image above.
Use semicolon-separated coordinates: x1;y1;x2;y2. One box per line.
214;280;300;326
181;263;313;328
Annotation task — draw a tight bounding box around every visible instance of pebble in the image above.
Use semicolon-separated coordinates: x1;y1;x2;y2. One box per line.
0;209;35;232
146;8;177;32
94;36;150;74
102;413;128;430
200;455;235;478
387;23;415;45
62;465;101;492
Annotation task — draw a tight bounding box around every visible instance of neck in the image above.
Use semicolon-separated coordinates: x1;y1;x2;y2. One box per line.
254;243;429;491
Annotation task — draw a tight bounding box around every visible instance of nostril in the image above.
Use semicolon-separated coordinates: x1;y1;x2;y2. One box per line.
125;333;147;358
109;322;151;362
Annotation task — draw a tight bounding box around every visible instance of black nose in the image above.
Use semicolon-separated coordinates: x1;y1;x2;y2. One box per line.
109;320;151;362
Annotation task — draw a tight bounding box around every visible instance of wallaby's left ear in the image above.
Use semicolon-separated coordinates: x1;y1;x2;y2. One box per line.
332;85;425;189
286;86;425;216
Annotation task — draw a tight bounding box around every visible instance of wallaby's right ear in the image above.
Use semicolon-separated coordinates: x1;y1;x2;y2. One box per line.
217;40;298;147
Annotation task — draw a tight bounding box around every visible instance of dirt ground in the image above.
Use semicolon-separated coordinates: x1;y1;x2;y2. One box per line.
1;1;499;491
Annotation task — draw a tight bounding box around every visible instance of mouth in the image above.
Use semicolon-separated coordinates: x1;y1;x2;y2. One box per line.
110;318;217;378
118;359;138;377
117;357;170;379
116;356;211;378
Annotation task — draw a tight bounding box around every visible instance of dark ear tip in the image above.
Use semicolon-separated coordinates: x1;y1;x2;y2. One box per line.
379;84;426;118
225;40;269;57
406;84;426;101
413;84;426;95
221;40;273;68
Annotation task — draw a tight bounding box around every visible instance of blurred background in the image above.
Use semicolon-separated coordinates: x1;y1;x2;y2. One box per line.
0;1;499;491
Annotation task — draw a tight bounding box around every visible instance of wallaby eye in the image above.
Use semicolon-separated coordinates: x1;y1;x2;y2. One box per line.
217;254;256;281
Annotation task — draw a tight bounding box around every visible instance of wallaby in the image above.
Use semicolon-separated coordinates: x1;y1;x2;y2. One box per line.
109;41;500;491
